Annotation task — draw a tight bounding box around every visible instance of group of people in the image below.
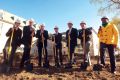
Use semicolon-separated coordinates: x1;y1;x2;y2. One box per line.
3;16;119;74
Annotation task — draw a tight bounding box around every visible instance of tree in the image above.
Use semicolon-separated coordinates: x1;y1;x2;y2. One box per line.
111;17;120;32
90;0;120;33
90;0;120;49
90;0;120;15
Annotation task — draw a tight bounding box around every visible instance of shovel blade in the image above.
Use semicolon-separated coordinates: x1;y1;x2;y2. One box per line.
80;62;88;71
93;64;103;71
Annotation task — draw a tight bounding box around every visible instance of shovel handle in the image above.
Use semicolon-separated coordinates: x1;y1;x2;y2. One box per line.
53;35;56;61
41;33;46;63
8;28;14;59
83;29;86;62
68;35;71;61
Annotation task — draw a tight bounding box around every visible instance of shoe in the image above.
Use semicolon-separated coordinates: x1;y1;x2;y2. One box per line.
60;63;63;65
80;62;88;71
93;64;103;71
65;65;72;69
65;63;72;69
38;63;42;67
100;64;105;68
57;64;61;68
111;71;116;74
43;63;49;68
55;63;60;67
55;63;58;67
19;64;24;69
6;67;10;73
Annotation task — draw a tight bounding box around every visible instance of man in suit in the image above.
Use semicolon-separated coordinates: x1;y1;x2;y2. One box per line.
98;16;119;74
36;24;49;68
20;19;35;68
4;19;22;70
66;21;78;68
78;21;92;68
52;26;63;68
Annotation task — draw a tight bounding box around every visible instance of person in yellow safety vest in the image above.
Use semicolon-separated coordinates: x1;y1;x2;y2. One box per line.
98;16;119;74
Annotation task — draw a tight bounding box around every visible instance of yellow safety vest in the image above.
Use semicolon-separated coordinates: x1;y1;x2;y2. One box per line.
98;23;119;45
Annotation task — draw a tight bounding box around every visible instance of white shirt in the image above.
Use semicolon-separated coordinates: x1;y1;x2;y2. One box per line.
40;30;44;35
55;32;58;35
68;28;72;35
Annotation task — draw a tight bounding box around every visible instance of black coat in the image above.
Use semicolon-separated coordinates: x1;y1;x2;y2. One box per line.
78;27;92;43
52;33;62;48
22;26;35;47
66;28;78;47
36;30;49;47
6;27;22;47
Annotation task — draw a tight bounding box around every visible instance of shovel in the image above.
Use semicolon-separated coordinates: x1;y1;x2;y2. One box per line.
93;26;103;71
42;34;49;68
24;30;35;72
65;34;72;68
80;29;90;70
6;28;14;72
93;41;103;71
53;35;57;66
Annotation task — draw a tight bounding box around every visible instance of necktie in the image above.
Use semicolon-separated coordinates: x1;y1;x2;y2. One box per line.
68;29;71;35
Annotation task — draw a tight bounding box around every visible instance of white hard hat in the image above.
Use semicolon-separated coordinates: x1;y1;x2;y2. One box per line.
80;21;86;24
41;23;45;27
29;18;34;22
67;21;73;24
54;25;58;29
15;19;21;23
101;16;108;19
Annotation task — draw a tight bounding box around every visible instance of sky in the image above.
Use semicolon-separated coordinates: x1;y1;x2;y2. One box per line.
0;0;116;33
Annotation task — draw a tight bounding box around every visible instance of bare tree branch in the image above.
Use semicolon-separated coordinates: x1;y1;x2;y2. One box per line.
90;0;120;15
111;0;120;5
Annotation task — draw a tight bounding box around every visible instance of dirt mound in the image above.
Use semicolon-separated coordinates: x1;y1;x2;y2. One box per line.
0;54;120;80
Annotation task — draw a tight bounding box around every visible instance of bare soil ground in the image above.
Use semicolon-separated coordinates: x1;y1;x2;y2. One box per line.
0;54;120;80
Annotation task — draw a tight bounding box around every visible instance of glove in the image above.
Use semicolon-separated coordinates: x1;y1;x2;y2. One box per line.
113;44;117;48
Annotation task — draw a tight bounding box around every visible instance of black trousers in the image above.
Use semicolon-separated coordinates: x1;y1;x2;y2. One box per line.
3;40;18;67
69;44;75;64
37;45;48;65
100;42;116;72
54;46;63;65
8;45;18;67
20;46;31;68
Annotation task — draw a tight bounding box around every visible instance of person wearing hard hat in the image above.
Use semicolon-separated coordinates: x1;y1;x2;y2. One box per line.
36;23;50;68
78;21;92;70
20;19;35;69
52;26;63;68
65;21;78;68
4;19;22;71
98;16;119;74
